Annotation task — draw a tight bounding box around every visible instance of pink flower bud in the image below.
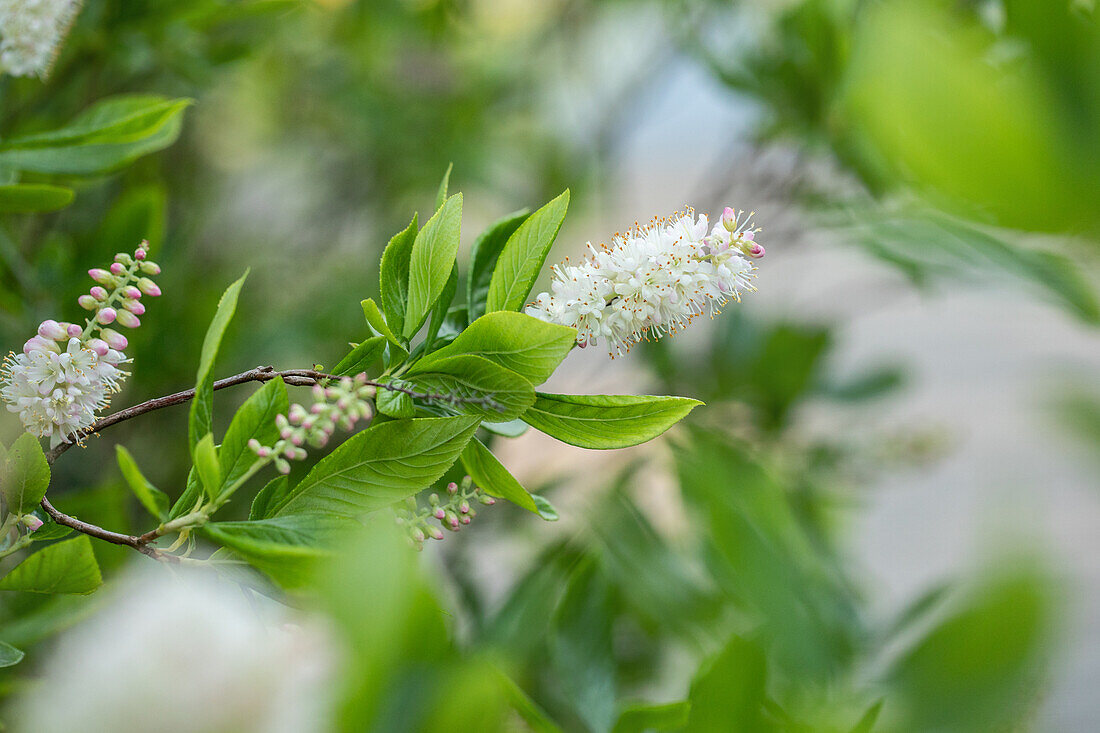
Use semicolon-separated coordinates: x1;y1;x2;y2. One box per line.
20;515;43;532
433;508;446;520
429;526;444;540
722;207;737;231
115;310;140;329
123;285;142;299
89;286;108;301
122;299;145;315
89;268;114;285
24;336;58;355
136;278;161;296
446;482;458;495
109;262;125;275
86;338;109;356
78;294;98;310
99;328;128;350
134;247;146;260
95;307;117;324
37;319;67;340
275;458;291;475
65;323;82;338
747;243;765;259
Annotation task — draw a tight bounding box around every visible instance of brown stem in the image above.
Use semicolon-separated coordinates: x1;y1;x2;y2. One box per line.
39;497;176;562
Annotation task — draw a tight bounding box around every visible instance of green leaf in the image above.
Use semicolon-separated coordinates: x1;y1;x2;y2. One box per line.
0;184;74;213
375;386;416;418
686;635;767;732
167;467;202;521
467;209;529;322
250;475;291;520
482;419;528;438
849;700;884;733
461;438;539;515
531;494;559;521
0;536;102;595
2;432;50;516
434;162;453;212
202;515;348;589
411;311;575;386
218;377;289;494
404;193;463;338
552;559;616;733
422;264;458;351
361;297;401;346
407;355;535;420
332;337;386;377
0;96;191;175
613;702;690;733
523;393;701;449
115;445;169;520
379;215;418;340
273;416;479;518
486;190;569;313
189;271;248;455
193;434;222;502
0;641;24;668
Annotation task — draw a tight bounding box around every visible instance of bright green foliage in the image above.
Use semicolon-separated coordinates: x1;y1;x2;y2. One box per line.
273;416;479;518
404;193;463;338
378;215;419;340
0;537;101;595
460;438;539;514
189;272;248;455
522;393;701;449
2;433;50;516
486;191;569;312
218;378;289;494
193;433;222;502
467;209;529;322
332;337;386;376
407;355;535;420
0;185;74;213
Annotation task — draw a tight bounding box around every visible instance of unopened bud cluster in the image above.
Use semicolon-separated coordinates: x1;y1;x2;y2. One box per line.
394;476;496;550
249;374;377;473
1;241;163;447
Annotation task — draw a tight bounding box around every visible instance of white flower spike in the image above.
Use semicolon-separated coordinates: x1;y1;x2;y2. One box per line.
526;206;765;356
0;0;83;78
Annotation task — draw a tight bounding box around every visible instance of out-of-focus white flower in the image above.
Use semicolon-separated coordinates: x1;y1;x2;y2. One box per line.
526;206;764;356
14;569;335;733
0;337;126;448
0;0;82;78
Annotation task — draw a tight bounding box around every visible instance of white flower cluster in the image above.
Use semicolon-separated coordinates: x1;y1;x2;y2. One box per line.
1;241;161;448
526;206;765;356
1;336;126;449
0;0;82;78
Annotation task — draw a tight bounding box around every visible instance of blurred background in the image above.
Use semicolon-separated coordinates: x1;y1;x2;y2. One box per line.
1;0;1098;730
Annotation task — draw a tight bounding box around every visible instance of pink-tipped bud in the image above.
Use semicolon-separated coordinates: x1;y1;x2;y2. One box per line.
433;507;446;520
481;496;496;506
139;261;161;275
446;482;458;495
459;501;470;514
747;243;765;259
86;338;109;356
136;278;161;296
460;515;472;525
88;268;114;285
89;286;108;301
721;207;737;232
78;294;98;310
109;262;125;276
99;328;128;350
280;428;293;441
275;458;291;475
122;299;145;315
23;336;58;355
115;310;140;329
95;307;117;324
37;319;67;340
429;526;444;541
123;286;142;299
134;247;146;260
65;323;82;338
20;515;43;532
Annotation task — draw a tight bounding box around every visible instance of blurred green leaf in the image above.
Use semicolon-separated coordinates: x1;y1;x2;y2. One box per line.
0;95;191;175
523;393;701;449
0;640;24;668
433;162;452;213
202;514;348;589
685;634;768;732
552;558;616;733
612;701;690;733
486;190;569;313
0;184;74;213
115;445;169;520
273;416;479;517
0;536;101;595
